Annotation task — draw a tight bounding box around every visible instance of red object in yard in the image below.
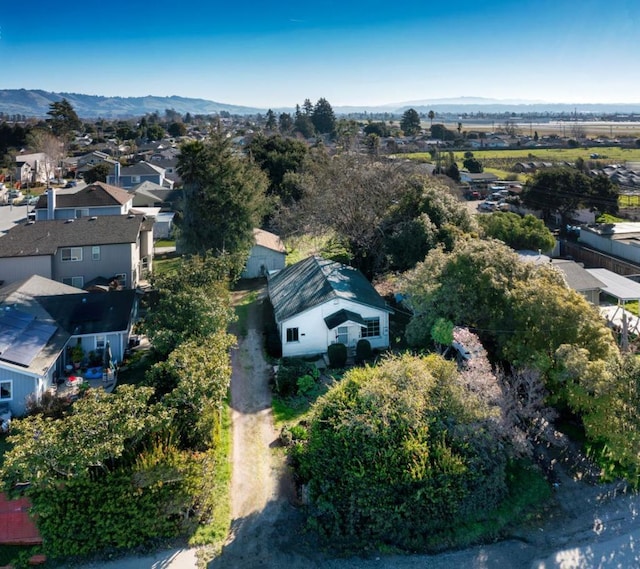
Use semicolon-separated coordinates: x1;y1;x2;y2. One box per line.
0;493;42;545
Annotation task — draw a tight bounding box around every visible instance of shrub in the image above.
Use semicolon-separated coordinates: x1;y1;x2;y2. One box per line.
297;374;316;396
275;359;317;397
355;339;372;364
327;343;347;368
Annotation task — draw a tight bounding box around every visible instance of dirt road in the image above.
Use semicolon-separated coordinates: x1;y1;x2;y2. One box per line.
209;283;640;569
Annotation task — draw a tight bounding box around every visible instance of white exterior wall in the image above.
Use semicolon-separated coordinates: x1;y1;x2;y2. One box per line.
243;245;286;279
580;231;640;265
279;298;390;358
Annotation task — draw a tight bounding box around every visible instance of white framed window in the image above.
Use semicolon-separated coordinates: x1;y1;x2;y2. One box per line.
130;175;140;184
61;247;83;262
62;276;84;288
92;246;101;261
75;208;89;218
0;380;12;401
336;326;348;345
286;328;299;343
115;273;126;287
361;317;381;338
96;336;105;351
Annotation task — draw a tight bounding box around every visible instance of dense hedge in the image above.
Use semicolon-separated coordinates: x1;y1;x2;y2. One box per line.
294;354;511;552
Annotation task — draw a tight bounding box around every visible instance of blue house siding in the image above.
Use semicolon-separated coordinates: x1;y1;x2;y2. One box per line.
0;367;38;416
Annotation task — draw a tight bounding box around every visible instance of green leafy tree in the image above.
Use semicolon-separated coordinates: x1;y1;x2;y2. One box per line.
144;254;235;357
46;98;82;139
311;98;336;136
463;156;483;173
1;385;166;488
431;123;456;141
586;174;619;216
400;108;421;136
145;123;166;141
155;332;235;449
403;239;617;373
176;130;269;263
84;162;112;184
428;109;435;128
522;168;592;224
478;212;556;252
248;134;308;204
294;354;514;551
167;121;187;137
294;113;315;138
363;121;390;137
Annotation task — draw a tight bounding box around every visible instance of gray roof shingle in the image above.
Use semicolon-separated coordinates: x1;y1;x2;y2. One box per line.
0;215;146;258
268;256;390;322
35;182;132;209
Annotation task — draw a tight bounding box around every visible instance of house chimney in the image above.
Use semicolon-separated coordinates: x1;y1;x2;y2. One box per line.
46;187;56;220
114;162;121;187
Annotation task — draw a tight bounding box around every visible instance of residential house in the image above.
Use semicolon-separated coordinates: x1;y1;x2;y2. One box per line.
518;251;604;305
242;229;286;279
130;181;182;210
107;161;174;190
268;256;392;358
75;150;119;177
34;182;134;221
0;275;138;415
15;153;57;185
460;171;499;186
0;214;153;289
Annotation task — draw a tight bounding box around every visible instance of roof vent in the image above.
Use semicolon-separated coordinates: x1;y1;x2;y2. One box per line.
127;214;135;219
89;216;98;221
65;219;74;224
26;221;35;225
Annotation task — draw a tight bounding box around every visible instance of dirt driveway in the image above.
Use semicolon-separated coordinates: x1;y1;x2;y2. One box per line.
210;282;640;569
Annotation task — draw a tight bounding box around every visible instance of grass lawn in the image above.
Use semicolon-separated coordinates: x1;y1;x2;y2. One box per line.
152;255;182;277
447;146;640;162
233;290;258;337
155;238;176;248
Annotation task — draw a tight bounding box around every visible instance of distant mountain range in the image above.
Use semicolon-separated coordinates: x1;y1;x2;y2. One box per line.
1;89;640;118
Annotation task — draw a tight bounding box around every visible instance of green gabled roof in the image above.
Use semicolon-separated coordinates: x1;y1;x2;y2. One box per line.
268;256;390;322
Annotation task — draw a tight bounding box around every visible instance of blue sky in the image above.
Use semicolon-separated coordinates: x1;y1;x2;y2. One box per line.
1;0;638;108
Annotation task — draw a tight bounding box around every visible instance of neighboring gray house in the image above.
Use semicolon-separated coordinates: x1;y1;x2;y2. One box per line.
268;256;392;358
519;251;604;305
107;161;174;190
0;275;138;415
34;182;134;221
130;181;183;209
0;214;153;289
75;151;119;177
242;229;286;279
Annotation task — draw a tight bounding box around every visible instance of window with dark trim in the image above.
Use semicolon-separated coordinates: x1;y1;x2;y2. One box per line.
61;247;82;262
286;328;299;343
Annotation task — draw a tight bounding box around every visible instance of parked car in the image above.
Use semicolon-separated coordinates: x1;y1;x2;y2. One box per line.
25;195;39;205
479;200;499;212
64;180;77;188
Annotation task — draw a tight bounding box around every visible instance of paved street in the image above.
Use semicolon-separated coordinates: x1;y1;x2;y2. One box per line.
0;201;32;232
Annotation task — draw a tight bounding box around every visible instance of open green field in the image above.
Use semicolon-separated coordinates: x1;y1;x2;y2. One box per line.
407;146;640;163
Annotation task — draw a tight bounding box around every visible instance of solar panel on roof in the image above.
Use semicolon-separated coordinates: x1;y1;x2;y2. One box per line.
0;309;35;353
0;321;57;368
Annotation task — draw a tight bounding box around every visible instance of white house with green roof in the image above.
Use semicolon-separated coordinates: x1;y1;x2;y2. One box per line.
268;256;392;358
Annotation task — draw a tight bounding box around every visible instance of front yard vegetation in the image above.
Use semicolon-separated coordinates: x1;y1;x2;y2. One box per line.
0;254;238;562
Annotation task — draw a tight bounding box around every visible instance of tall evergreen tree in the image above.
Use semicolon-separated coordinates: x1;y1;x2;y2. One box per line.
400;108;421;136
46;98;82;138
311;98;336;136
177;130;269;269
